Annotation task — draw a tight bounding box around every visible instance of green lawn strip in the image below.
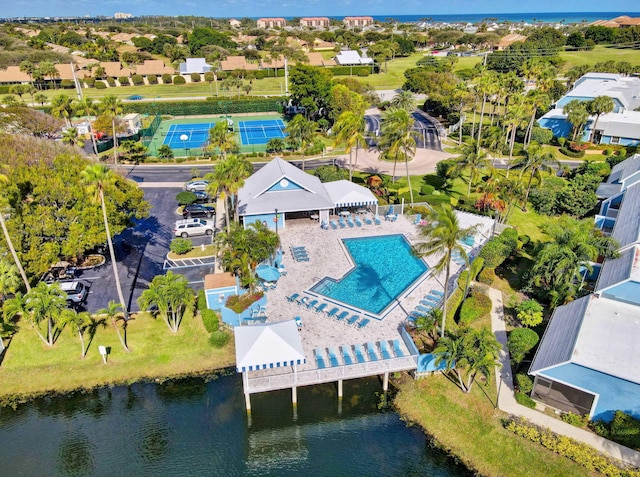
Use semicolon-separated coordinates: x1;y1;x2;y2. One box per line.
0;309;234;401
168;244;216;260
558;46;640;70
394;376;592;477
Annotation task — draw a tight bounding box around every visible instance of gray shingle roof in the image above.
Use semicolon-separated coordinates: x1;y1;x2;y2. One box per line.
529;295;591;375
596;247;635;292
607;154;640;185
611;181;640;247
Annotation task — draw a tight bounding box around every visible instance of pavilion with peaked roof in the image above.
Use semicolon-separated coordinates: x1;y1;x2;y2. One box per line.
237;157;378;229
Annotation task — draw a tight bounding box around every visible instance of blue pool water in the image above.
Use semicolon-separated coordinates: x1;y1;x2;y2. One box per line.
311;235;428;315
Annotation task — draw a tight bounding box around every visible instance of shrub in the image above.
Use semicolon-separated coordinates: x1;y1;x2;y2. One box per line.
60;79;75;89
530;126;553;145
131;74;144;85
106;77;116;87
197;289;207;311
254;70;267;79
508;327;540;367
162;73;172;84
562;412;589;428
225;292;263;313
556;137;567;147
209;330;230;347
201;308;219;333
515;373;533;394
173;75;186;85
170;238;193;255
592;411;640;451
118;76;130;86
84;77;96;87
477;268;495;285
515;392;537;409
147;75;158;84
176;190;197;205
478;228;518;269
190;72;201;82
95;81;107;89
559;147;585;158
458;292;492;326
420;184;435;195
516;298;544;327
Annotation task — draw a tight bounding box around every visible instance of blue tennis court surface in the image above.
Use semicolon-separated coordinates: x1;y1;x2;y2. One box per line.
238;119;286;145
163;123;216;148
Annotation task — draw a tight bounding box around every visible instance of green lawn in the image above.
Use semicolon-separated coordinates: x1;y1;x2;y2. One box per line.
0;310;235;403
394;374;593;477
558;45;640;70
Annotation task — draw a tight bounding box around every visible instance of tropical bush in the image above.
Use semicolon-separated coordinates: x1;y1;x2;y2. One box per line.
515;373;533;394
118;76;130;86
201;308;219;333
170;238;193;255
508;327;540;367
95;81;107;89
477;268;495;285
106;77;116;87
84;77;96;87
459;291;492;326
162;73;172;84
591;411;640;451
516;298;544;327
515;392;537;409
176;190;197;205
173;75;186;85
530;126;554;145
131;74;144;85
147;75;158;84
562;412;589;428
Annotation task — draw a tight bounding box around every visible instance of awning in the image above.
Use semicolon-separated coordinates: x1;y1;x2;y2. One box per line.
323;180;378;208
235;320;306;372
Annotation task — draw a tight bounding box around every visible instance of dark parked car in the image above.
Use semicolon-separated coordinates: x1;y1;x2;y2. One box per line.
192;190;210;203
182;204;216;218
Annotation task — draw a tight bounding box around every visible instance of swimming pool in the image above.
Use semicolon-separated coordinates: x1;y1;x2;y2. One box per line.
310;235;429;315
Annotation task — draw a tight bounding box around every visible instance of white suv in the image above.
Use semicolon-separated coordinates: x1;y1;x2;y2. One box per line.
174;218;215;238
58;281;89;305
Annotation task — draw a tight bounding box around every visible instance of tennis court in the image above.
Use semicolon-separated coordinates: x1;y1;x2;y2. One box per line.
163;122;216;149
238;119;286;145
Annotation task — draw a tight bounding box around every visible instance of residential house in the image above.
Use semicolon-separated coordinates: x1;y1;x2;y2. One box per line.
135;59;175;77
0;66;31;85
305;52;335;67
97;62;132;78
300;17;330;28
256;18;287;29
343;16;374;28
229;18;241;28
179;58;212;75
495;33;527;50
220;56;259;72
333;50;373;66
529;155;640;422
537;73;640;146
611;15;640;27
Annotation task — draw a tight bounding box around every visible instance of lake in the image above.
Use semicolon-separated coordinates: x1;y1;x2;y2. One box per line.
0;374;470;476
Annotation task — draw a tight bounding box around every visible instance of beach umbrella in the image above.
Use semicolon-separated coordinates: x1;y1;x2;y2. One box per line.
256;264;281;282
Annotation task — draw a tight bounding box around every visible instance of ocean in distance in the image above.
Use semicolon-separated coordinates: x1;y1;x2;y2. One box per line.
280;12;640;24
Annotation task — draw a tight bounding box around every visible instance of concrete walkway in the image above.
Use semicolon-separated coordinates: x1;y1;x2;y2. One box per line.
488;287;640;468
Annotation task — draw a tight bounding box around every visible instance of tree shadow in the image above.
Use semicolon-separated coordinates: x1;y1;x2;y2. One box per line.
85;316;107;355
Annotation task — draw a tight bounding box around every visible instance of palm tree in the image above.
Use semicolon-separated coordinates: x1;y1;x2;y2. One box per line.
332;111;366;182
99;95;123;166
0;174;30;292
205;156;252;233
285;114;317;171
138;271;194;333
381;107;419;204
587;96;615;144
475;70;498;143
390;90;415;111
523;89;550;150
50;93;74;127
433;334;466;390
504;94;530;161
207;121;237;160
510;143;558;208
563;99;589;142
73;97;99;157
13;282;66;346
98;300;128;352
414;308;442;343
60;309;92;358
414;205;479;338
0;257;20;302
61;127;85;148
81;164;128;321
456;140;489;196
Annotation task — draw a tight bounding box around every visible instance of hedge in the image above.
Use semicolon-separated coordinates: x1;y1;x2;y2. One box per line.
162;73;172;84
504;417;640;477
508;327;540;367
515;373;533;394
478;228;518;269
458;292;492;326
0;86;10;94
173;75;186;85
121;97;285;116
106;77;116;87
559;147;586;158
131;74;144;86
197;289;207;311
209;330;230;347
514;392;537;409
84;77;96;87
190;72;201;82
118;76;130;86
95;81;107;89
201;308;219;333
147;75;158;84
60;79;75;89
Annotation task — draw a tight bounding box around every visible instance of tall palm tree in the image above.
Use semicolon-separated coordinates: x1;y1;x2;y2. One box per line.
332;111;366;182
59;309;92;358
205;155;252;233
563;99;589;142
475;70;498;143
207;121;237;160
390;90;415;111
61;127;85;148
285;114;317;171
0;174;30;292
50;93;74;127
510;143;558;208
381;108;419;205
81;164;128;321
99;95;123;166
138;271;194;333
523;89;550;149
415;205;479;338
457;140;490;196
73;97;99;157
14;282;66;346
504;94;530;161
98;300;128;352
587;96;615;144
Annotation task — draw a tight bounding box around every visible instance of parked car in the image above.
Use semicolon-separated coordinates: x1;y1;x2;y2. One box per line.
40;261;77;284
58;281;89;305
192;190;210;203
185;180;209;192
182;204;216;218
174;218;215;238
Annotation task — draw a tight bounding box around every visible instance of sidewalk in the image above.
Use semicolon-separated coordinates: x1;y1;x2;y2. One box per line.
488;287;640;468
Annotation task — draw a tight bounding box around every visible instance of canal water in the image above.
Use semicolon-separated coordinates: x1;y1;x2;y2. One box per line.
0;374;469;477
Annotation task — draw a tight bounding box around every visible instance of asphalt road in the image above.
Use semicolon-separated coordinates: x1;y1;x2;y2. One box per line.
364;111;442;151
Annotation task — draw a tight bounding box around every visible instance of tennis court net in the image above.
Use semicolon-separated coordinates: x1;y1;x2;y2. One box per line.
237;125;285;132
161;129;213;136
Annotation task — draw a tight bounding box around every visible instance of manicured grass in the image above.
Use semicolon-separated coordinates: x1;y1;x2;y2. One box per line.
558;45;640;70
0;309;235;402
394;375;591;477
167;244;216;260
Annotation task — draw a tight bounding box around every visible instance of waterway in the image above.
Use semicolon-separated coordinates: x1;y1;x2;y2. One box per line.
0;375;470;476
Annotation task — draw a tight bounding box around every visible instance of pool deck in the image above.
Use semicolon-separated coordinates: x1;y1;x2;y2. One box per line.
242;211;494;394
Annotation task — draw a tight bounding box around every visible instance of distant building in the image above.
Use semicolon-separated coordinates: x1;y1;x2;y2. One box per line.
300;17;330;28
178;58;212;75
256;18;287;29
333;50;373;66
220;56;259;72
343;16;374;28
228;18;241;28
495;33;527;50
114;12;133;19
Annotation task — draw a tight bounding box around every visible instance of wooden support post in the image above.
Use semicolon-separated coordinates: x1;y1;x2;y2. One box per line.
292;386;297;405
383;372;389;392
245;393;251;412
338;379;343;398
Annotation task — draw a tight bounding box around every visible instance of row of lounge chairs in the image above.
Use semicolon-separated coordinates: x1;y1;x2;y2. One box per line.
290;245;309;262
408;290;444;322
284;293;370;329
451;250;467;267
313;339;406;369
326;215;383;230
243;305;267;325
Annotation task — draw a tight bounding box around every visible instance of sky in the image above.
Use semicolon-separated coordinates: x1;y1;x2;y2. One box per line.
2;0;639;19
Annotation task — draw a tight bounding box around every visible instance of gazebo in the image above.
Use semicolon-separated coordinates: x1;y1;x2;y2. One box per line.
235;320;306;411
323;180;378;213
